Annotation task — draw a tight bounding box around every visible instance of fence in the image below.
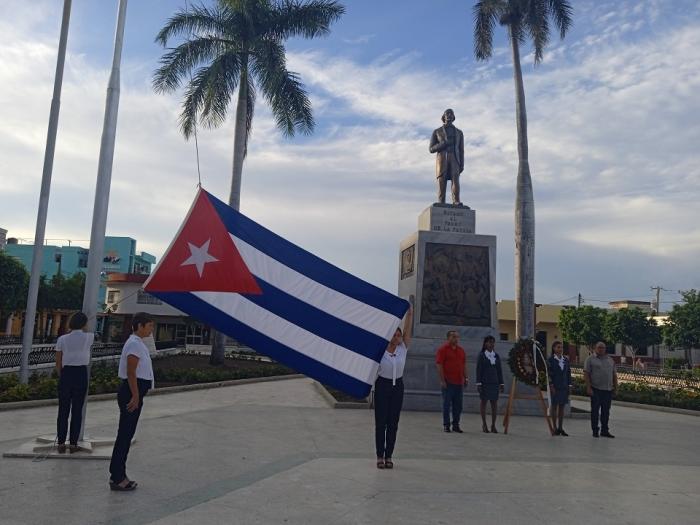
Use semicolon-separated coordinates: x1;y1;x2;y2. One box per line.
0;343;124;369
570;363;700;391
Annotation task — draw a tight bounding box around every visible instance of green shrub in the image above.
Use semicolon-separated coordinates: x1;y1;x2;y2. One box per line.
0;383;30;402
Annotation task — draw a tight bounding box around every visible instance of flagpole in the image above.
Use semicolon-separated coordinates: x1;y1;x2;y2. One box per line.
79;0;128;440
19;0;73;384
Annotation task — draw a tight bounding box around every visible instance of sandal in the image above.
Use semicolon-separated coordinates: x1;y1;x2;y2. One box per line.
384;459;394;469
376;459;385;469
109;480;138;491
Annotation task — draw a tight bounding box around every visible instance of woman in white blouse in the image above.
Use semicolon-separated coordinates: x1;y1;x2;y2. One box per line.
374;301;413;469
54;312;94;453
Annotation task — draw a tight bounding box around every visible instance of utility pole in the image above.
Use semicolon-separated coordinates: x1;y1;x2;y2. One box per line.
577;293;582;308
79;0;129;441
650;285;665;314
19;0;73;384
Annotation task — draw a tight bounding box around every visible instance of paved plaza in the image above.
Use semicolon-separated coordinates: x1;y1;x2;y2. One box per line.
1;378;698;524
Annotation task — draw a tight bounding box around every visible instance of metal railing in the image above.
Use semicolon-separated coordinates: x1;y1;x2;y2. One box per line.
571;363;700;391
0;343;124;369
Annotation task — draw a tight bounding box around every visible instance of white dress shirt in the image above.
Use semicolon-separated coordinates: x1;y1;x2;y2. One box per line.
377;343;407;385
118;334;154;387
56;330;94;366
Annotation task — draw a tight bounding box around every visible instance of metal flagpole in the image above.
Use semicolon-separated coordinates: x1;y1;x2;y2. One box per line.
79;0;129;440
19;0;73;384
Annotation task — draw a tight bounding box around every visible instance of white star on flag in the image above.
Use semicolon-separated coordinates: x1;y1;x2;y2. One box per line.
181;239;219;277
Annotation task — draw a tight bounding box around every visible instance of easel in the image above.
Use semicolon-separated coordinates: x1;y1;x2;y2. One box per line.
502;377;555;435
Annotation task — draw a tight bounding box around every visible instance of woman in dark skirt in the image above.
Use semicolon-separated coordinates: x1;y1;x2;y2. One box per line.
476;335;504;433
548;341;572;436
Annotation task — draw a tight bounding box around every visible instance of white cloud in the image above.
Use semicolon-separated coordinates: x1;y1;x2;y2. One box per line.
1;0;698;304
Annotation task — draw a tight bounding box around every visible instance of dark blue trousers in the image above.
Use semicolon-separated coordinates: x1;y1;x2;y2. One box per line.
591;388;612;433
374;377;404;459
442;383;463;427
109;379;150;483
57;365;88;445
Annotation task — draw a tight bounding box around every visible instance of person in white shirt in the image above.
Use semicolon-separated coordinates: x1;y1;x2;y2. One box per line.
54;312;94;453
374;300;413;470
108;312;155;491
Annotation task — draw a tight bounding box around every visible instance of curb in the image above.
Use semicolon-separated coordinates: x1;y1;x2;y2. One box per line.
570;395;699;417
0;374;305;412
312;381;369;409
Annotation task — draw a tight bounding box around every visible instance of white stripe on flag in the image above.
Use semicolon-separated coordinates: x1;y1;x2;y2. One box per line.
193;291;380;384
231;234;400;340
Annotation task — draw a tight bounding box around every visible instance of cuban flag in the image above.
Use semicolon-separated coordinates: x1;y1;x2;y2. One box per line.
144;188;409;398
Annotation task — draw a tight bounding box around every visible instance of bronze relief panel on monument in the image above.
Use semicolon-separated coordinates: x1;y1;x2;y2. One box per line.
420;243;491;326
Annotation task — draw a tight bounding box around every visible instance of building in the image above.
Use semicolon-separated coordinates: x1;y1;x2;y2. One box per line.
609;300;652;313
102;273;210;347
3;235;155;278
497;300;566;352
0;234;156;340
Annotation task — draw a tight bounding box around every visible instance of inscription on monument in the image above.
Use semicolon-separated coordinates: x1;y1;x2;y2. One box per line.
400;244;415;280
431;209;473;233
420;243;491;326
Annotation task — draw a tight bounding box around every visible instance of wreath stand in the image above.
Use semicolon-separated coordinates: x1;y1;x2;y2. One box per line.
502;376;555;435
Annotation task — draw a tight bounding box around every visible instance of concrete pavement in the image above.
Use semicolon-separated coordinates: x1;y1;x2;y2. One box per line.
1;378;698;524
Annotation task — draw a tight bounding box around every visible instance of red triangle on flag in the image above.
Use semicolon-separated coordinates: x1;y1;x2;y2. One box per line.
144;189;261;294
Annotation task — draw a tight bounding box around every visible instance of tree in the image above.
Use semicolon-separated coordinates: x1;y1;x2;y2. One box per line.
153;0;344;364
0;252;29;333
473;0;573;339
604;307;661;366
558;305;607;355
663;290;700;366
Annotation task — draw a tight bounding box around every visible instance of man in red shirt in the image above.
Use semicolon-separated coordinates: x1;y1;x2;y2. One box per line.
436;330;468;433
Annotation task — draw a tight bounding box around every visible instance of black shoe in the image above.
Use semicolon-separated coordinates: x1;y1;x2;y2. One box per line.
601;431;615;438
553;428;561;436
592;430;599;438
559;429;569;437
452;425;463;433
444;425;451;433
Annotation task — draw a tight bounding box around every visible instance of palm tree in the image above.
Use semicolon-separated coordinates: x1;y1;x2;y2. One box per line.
154;0;344;363
473;0;572;340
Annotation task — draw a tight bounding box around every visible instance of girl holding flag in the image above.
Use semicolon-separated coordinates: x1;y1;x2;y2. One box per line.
374;300;413;469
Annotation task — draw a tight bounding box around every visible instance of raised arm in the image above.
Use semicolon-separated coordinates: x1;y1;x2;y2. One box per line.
402;303;413;349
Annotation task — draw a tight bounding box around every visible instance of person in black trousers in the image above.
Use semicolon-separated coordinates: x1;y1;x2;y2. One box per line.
476;335;504;433
374;302;413;469
548;341;572;436
55;312;94;453
109;312;155;491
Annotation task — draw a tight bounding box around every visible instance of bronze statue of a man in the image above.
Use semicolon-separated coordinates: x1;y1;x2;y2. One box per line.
429;109;464;205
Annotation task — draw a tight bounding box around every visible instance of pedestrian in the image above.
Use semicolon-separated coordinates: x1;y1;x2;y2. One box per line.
435;330;468;433
55;312;94;453
374;302;413;470
548;341;572;436
476;335;504;433
583;341;618;438
108;312;155;491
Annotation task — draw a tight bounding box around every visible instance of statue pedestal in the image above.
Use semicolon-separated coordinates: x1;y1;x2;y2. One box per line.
397;204;544;415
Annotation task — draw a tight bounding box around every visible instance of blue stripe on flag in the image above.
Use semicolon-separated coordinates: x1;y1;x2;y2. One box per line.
205;191;409;319
246;278;389;362
151;291;374;399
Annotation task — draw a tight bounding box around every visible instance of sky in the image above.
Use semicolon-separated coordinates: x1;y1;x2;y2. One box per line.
1;0;699;310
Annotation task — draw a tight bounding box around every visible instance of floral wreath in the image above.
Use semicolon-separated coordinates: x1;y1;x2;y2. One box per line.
507;338;548;389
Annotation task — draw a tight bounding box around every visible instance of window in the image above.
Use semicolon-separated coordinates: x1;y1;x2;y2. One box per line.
137;290;162;305
107;290;120;304
499;333;509;341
